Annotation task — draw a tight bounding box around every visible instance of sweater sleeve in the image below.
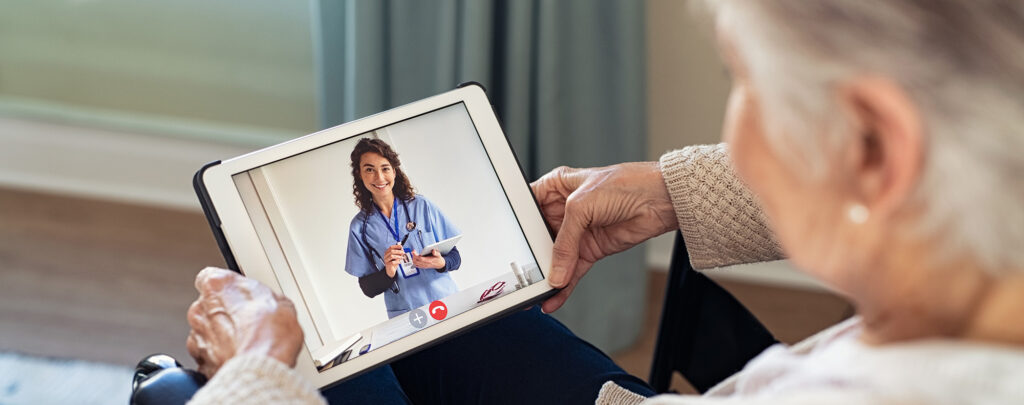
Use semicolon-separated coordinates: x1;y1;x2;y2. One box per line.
187;354;325;405
597;383;884;405
659;144;784;270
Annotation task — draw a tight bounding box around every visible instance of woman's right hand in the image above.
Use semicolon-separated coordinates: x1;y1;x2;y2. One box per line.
384;244;405;277
530;162;679;313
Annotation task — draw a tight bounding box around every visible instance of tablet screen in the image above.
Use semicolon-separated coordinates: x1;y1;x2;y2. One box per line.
229;103;543;372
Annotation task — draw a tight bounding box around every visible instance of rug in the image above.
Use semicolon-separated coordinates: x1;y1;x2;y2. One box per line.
0;352;131;405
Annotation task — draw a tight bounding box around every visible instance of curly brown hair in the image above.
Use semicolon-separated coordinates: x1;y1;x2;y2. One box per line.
350;138;416;213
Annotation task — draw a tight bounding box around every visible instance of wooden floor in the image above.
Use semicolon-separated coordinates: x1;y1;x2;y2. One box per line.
0;188;222;367
0;187;851;393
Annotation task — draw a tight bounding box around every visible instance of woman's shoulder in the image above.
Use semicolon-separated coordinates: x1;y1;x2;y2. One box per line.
408;194;436;209
713;330;1024;404
349;210;370;230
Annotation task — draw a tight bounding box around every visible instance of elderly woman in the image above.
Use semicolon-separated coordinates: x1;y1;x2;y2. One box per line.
184;1;1024;404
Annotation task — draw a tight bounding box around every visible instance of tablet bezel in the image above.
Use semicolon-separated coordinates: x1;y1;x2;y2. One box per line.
197;84;556;389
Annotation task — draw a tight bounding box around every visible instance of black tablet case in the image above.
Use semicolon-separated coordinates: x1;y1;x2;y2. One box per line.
193;160;239;272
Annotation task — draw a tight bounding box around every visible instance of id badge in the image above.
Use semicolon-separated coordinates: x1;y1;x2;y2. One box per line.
400;247;419;278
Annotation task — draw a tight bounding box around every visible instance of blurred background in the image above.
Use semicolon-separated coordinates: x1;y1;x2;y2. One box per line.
0;0;849;403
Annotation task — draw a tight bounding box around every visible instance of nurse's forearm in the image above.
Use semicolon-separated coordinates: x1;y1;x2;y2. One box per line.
358;270;398;298
437;247;461;272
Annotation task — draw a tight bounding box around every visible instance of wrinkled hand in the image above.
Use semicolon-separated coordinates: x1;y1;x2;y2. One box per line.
384;244;405;277
186;267;302;378
412;249;446;270
531;163;678;313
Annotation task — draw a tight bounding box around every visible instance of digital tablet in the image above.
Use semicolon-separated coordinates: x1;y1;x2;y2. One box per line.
193;83;556;389
419;234;462;256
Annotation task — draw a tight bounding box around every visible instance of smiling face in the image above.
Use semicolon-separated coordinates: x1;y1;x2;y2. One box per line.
359;152;396;203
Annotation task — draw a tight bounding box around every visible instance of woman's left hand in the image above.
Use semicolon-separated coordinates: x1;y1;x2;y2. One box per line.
186;267;303;378
412;249;446;270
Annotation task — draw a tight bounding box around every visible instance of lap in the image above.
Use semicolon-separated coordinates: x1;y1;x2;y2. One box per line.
321;364;411;405
393;306;652;404
324;306;653;405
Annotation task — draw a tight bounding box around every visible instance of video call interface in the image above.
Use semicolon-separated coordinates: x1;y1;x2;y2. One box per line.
231;103;543;372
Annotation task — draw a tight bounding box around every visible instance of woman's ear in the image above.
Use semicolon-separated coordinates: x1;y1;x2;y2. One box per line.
839;77;925;221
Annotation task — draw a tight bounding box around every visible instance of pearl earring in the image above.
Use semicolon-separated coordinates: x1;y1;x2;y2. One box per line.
847;203;869;224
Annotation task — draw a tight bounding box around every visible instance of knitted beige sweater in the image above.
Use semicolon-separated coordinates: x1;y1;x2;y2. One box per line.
186;144;782;405
599;145;1024;404
658;144;783;269
188;353;326;404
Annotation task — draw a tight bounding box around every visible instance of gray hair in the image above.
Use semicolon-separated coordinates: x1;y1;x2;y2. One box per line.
706;1;1024;274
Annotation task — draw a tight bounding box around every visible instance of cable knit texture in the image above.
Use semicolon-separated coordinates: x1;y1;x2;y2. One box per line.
596;381;648;405
659;144;784;269
187;354;325;405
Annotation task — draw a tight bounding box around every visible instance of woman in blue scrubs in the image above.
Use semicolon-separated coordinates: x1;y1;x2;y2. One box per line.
344;138;462;319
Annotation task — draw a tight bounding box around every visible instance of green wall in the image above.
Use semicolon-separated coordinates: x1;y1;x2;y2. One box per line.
0;0;317;139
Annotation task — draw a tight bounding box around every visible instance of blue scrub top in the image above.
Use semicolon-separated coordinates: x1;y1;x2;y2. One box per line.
345;195;461;318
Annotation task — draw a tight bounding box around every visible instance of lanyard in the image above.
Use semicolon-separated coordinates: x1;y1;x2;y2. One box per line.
377;196;401;242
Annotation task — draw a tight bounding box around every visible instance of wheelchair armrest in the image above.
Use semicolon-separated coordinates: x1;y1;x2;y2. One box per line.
648;232;778;394
130;354;206;405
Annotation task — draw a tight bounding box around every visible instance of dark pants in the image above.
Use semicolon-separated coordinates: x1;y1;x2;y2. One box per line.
322;306;655;404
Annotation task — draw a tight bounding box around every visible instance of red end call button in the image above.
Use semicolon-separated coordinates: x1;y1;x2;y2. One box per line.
428;300;448;320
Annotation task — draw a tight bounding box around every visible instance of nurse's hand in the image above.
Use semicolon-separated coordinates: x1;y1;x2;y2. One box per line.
530;162;678;313
412;249;445;270
384;244;405;278
186;267;302;378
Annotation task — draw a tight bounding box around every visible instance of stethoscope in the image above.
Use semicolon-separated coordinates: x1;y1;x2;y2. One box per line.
360;196;427;287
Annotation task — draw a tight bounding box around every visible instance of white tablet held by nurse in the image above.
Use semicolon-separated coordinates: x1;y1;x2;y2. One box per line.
344;138;463;319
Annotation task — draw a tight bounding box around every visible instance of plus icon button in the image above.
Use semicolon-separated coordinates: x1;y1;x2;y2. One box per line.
408;308;428;329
